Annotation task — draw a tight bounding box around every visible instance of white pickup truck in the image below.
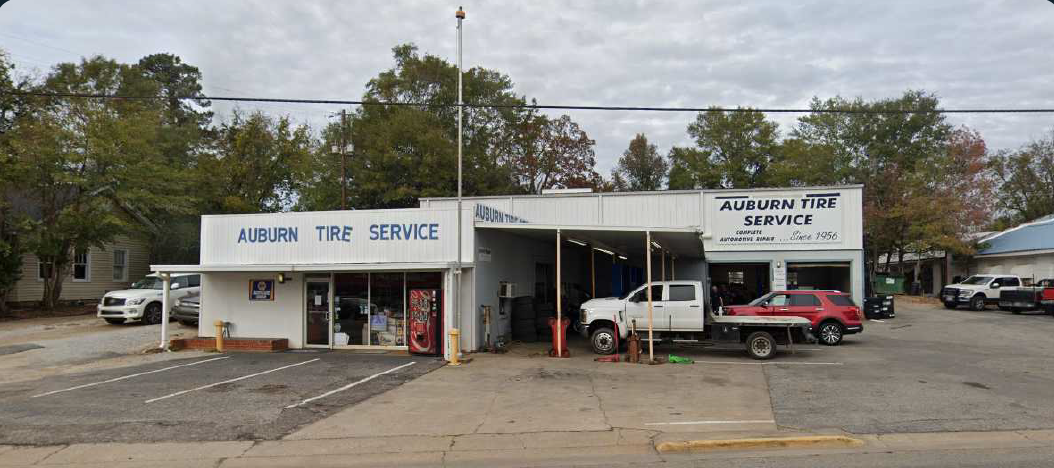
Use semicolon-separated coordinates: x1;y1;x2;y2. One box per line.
578;280;814;360
940;274;1023;311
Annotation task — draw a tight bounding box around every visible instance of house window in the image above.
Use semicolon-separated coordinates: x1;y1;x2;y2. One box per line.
38;260;53;280
113;249;128;282
72;249;90;282
728;270;745;285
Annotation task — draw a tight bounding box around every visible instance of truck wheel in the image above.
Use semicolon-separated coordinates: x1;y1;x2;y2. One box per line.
745;331;776;360
143;303;163;325
970;295;986;311
818;321;844;346
104;318;125;325
943;302;957;309
590;327;617;355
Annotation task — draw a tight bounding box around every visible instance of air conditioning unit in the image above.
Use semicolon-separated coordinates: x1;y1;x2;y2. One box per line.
498;282;515;298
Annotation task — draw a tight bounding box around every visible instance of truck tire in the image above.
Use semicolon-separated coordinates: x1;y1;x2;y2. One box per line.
590;327;617;355
943;302;957;309
104;318;125;325
970;295;986;311
817;321;844;346
745;331;776;360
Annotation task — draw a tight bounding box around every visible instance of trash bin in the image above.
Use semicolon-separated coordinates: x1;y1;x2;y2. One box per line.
864;295;895;319
874;274;905;295
548;316;570;358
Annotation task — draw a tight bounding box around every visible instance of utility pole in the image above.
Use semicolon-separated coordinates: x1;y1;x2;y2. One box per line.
340;109;347;210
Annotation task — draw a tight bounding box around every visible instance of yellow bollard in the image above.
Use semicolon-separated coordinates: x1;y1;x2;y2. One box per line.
448;328;460;366
214;320;225;352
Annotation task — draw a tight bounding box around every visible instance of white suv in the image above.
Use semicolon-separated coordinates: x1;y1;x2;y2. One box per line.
97;273;201;325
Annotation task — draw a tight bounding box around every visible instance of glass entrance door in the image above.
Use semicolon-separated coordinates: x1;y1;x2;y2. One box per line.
305;279;331;347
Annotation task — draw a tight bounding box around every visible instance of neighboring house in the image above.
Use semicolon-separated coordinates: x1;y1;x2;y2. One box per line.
969;215;1054;282
5;235;152;305
881;215;1054;294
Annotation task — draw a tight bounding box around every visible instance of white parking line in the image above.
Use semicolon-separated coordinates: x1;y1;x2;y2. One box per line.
145;358;320;404
31;356;230;398
285;361;416;409
871;319;886;323
645;419;775;426
693;360;844;366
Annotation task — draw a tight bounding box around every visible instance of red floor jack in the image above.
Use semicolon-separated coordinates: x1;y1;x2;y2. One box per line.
595;316;620;363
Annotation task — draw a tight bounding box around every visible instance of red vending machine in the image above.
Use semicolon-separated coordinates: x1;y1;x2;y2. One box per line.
408;289;442;355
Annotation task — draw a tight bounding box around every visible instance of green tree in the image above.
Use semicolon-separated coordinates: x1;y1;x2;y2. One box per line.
989;128;1054;226
5;56;192;308
300;44;533;210
790;91;955;280
612;133;668;191
202;109;316;213
136;53;213;264
0;50;27;314
668;108;780;189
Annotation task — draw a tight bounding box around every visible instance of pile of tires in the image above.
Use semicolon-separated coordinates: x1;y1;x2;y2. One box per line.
511;296;537;342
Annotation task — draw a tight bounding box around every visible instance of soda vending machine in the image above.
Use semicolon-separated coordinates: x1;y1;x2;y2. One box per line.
408;289;442;355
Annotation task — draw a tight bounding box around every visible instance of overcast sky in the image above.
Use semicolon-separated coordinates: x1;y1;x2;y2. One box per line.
2;1;1052;174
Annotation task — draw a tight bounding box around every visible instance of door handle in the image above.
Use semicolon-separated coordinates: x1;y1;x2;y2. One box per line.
689;305;700;308
778;308;789;311
815;308;824;311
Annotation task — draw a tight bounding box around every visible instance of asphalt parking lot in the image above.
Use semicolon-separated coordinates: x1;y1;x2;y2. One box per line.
762;299;1054;434
0;351;444;445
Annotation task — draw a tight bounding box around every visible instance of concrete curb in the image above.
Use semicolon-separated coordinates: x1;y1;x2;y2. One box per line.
655;435;865;453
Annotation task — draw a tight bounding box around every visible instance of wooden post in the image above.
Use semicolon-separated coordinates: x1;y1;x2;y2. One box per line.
672;256;676;280
661;249;666;282
646;231;654;363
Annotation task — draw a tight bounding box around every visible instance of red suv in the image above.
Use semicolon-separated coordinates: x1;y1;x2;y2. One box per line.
722;291;863;346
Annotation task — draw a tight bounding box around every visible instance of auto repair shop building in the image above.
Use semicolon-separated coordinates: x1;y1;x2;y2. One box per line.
152;185;863;360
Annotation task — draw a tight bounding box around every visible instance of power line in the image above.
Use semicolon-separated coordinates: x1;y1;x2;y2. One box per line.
3;90;1054;114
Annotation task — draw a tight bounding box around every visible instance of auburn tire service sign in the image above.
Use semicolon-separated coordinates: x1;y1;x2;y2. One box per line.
712;192;844;247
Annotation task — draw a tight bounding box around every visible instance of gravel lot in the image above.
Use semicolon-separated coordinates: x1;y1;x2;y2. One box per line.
0;315;200;385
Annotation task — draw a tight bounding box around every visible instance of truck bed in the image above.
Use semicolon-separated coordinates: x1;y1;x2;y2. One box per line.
709;314;812;327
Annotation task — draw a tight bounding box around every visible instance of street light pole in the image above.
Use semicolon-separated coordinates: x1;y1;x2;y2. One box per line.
453;5;466;362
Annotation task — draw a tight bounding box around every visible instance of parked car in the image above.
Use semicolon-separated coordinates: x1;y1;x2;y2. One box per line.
579;281;814;360
97;273;201;325
722;290;863;346
172;291;200;326
940;274;1023;311
997;279;1054;314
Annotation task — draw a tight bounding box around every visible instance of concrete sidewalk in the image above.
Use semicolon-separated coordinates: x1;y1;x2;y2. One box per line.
5;429;1054;467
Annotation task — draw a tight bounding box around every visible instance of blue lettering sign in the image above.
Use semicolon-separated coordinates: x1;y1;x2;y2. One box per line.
474;204;528;224
368;223;440;241
238;227;298;243
316;225;353;242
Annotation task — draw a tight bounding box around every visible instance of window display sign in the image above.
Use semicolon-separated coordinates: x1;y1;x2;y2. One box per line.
249;279;275;301
711;192;844;247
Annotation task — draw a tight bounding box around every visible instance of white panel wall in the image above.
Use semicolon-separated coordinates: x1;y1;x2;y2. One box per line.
201;207;472;265
973;253;1054;281
199;272;305;348
425;191;705;229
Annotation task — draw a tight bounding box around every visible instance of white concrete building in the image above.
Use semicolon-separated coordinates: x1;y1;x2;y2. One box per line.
153;185;863;360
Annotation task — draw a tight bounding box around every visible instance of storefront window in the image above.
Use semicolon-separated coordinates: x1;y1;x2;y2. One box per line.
334;273;369;346
370;273;405;346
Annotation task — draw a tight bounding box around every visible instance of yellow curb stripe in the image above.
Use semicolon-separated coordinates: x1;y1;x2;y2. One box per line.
656;435;864;453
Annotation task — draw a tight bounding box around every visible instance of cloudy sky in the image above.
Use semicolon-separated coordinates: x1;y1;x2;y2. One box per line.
2;1;1052;174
